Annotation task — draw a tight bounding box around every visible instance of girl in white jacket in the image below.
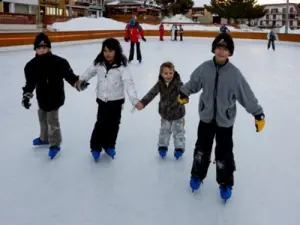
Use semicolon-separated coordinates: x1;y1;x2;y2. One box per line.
76;38;140;161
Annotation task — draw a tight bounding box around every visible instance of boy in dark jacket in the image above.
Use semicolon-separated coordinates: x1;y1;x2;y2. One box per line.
178;33;265;201
136;62;185;160
22;32;85;159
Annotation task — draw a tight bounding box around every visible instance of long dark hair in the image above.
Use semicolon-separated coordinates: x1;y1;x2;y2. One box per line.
94;38;128;67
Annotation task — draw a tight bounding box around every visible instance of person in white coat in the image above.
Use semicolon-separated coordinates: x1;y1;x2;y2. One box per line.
76;38;140;161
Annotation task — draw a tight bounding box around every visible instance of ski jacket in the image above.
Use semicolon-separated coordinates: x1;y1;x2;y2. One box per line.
159;24;164;32
267;31;278;41
80;63;139;106
140;71;185;121
180;58;264;127
22;52;79;111
125;24;145;43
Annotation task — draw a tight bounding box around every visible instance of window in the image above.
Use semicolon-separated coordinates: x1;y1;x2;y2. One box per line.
289;7;294;13
273;15;276;20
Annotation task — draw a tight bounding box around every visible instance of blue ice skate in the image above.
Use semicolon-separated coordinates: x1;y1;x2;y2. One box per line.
91;150;101;161
220;185;232;202
158;147;168;158
33;138;49;146
174;149;184;160
48;146;60;159
190;177;202;192
105;148;116;159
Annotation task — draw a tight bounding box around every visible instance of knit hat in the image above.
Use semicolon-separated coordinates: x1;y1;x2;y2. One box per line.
212;33;234;56
33;32;51;50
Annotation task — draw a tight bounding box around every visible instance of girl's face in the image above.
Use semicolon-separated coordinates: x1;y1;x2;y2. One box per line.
161;67;174;83
103;46;115;63
215;46;230;63
36;46;49;55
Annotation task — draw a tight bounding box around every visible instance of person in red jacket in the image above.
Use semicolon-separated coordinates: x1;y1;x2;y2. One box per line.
159;23;164;41
124;21;146;63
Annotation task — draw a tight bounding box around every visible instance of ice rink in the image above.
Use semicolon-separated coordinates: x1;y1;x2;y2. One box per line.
1;37;300;225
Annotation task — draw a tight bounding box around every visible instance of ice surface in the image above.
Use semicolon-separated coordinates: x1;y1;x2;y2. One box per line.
0;37;300;225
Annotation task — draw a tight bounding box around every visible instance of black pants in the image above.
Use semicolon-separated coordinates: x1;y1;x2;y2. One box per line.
191;120;236;186
129;41;141;61
90;98;124;152
180;34;183;41
267;39;275;50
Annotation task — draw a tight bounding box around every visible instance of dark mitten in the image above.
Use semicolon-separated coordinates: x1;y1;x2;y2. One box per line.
142;37;146;42
76;80;89;91
22;92;33;109
124;37;129;42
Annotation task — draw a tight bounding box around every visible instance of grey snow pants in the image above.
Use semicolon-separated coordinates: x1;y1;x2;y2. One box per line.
38;109;62;147
158;118;185;150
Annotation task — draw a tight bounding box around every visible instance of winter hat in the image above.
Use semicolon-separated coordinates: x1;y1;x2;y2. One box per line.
129;18;135;26
212;33;234;56
33;32;51;50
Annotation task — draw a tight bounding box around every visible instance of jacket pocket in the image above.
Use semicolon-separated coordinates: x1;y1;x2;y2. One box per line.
200;100;205;112
225;106;236;120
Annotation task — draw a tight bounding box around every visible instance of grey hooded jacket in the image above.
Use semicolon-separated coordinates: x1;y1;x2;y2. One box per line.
180;59;263;127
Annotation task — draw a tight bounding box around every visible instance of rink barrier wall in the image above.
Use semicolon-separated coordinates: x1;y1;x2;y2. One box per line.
0;30;300;47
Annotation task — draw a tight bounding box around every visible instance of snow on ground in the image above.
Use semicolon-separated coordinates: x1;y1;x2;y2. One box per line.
51;15;268;32
0;37;300;225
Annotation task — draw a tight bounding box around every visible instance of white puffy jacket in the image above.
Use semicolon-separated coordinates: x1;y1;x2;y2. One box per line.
80;63;139;105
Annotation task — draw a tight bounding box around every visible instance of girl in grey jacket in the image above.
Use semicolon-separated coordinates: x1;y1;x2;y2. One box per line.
178;33;265;202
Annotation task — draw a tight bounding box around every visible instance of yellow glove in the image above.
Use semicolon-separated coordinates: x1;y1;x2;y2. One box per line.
177;96;189;104
254;114;265;132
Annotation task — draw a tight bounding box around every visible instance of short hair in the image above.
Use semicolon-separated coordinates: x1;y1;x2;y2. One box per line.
159;61;175;74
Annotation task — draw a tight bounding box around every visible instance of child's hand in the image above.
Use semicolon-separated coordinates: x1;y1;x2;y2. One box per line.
135;102;144;110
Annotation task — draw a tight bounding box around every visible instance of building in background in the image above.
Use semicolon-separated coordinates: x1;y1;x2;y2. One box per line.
187;6;212;23
1;0;38;14
257;3;300;29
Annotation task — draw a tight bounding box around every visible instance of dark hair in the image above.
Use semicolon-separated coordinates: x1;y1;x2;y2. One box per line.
94;38;127;67
159;61;175;74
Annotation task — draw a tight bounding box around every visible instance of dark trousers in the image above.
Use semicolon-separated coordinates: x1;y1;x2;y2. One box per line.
90;98;124;152
267;39;275;50
180;33;183;41
129;41;141;61
191;120;236;187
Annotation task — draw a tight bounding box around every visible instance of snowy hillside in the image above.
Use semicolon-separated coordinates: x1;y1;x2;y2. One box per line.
51;14;300;34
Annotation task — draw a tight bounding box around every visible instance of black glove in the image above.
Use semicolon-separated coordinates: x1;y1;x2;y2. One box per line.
142;37;146;42
22;92;33;109
76;80;89;91
124;37;129;42
179;91;188;99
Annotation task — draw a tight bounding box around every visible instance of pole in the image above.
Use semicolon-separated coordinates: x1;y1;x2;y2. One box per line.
285;0;289;33
68;0;72;17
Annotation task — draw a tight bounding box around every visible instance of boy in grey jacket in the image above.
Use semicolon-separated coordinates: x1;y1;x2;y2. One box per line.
136;62;185;160
178;33;265;201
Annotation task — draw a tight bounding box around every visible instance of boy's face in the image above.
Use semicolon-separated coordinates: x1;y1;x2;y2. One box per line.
161;67;174;82
103;46;116;63
36;46;50;55
215;46;230;62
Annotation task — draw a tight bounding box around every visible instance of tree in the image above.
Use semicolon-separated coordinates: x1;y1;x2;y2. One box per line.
205;0;266;22
168;0;194;15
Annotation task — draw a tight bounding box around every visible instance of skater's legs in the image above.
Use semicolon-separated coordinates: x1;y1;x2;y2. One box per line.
215;125;235;187
158;118;172;148
46;109;62;147
102;99;124;150
90;99;109;151
38;108;48;141
171;118;185;150
272;40;275;50
180;34;183;41
267;39;271;49
136;42;142;61
191;121;216;180
129;42;135;61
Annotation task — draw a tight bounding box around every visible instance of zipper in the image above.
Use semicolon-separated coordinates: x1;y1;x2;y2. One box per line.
213;67;220;119
104;70;108;102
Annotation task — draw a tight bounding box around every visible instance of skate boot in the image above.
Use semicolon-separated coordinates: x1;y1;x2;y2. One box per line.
174;148;184;160
190;176;202;192
219;185;232;202
91;150;101;161
105;148;116;159
33;137;49;146
158;147;168;158
48;146;60;159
